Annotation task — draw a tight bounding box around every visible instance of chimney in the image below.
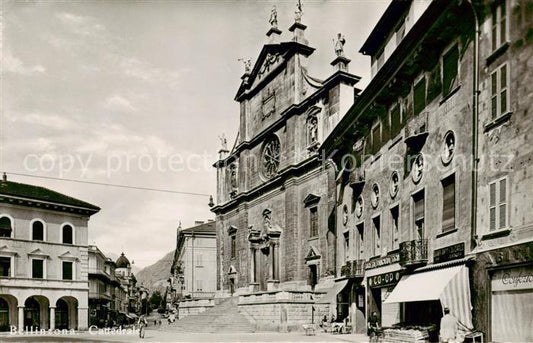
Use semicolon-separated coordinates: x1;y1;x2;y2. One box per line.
194;221;205;225
2;173;6;182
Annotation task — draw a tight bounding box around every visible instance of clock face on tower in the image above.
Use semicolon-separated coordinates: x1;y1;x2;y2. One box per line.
262;136;281;179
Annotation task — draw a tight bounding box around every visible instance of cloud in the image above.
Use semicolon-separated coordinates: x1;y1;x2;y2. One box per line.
3;52;46;75
119;57;186;87
56;12;105;37
5;111;77;130
104;94;137;112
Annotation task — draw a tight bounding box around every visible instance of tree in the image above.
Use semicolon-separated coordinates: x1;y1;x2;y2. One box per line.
149;291;163;310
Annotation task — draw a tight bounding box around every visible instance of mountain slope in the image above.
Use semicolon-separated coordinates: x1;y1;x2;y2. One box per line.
135;250;174;293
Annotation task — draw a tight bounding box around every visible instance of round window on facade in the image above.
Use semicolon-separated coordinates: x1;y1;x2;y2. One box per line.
261;136;281;179
389;171;399;199
371;183;380;209
411;153;425;184
441;130;456;165
355;195;364;218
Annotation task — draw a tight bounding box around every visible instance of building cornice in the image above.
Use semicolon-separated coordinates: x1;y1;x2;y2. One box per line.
211;155;322;214
0;194;99;216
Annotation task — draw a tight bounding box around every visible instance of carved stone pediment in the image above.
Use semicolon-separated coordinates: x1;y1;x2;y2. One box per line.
305;245;321;261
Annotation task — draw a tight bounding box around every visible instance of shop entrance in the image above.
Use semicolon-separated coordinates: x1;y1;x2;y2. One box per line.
24;297;41;328
369;287;382;325
55;299;69;330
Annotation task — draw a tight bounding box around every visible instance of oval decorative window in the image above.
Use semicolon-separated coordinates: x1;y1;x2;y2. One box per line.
411;153;424;184
389;171;399;199
371;184;380;209
355;195;364;218
441;130;456;165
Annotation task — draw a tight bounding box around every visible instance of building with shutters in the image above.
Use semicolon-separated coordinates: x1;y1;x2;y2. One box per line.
320;0;532;341
0;174;99;331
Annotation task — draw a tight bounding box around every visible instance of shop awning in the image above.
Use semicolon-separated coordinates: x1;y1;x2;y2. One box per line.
316;279;349;304
384;265;472;329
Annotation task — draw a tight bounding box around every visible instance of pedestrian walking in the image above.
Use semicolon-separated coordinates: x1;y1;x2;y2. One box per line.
138;314;148;339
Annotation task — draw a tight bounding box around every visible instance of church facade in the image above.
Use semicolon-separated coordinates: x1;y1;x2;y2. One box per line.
211;12;360;330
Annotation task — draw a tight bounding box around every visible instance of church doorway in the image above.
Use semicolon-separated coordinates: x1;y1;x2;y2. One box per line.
309;265;318;291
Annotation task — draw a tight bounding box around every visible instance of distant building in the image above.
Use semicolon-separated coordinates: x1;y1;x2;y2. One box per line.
170;220;217;304
0;174;99;331
114;252;141;314
87;245;127;327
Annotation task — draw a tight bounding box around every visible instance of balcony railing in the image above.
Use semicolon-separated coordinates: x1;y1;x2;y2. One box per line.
340;259;365;278
400;239;428;267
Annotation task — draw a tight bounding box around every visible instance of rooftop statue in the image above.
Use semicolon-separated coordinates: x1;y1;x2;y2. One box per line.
295;0;303;23
269;5;278;28
334;33;346;57
238;58;252;74
219;133;228;151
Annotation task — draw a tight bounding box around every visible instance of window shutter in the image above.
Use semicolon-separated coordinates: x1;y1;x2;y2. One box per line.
391;106;401;138
442;175;456;232
499;179;507;228
414;193;425;221
443;45;458;96
414;79;426;116
500;64;507;113
489;182;497;231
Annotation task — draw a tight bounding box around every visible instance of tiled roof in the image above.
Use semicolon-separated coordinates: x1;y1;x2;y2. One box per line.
0;179;100;211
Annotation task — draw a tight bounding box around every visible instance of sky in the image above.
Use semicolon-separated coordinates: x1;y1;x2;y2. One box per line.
1;0;389;269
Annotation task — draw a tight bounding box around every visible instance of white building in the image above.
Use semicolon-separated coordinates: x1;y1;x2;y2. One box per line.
0;174;99;331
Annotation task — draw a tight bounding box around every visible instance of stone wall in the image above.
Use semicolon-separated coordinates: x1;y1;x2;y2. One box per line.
237;291;329;332
178;299;214;319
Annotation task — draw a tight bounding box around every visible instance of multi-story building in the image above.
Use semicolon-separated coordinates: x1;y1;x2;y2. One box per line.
114;252;144;316
320;0;532;341
211;10;361;330
470;0;532;341
170;221;216;300
87;245;127;327
0;174;99;331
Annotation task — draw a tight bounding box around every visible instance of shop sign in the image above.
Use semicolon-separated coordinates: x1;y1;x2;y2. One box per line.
491;266;533;291
365;253;400;270
489;242;533;266
434;242;465;264
367;271;401;288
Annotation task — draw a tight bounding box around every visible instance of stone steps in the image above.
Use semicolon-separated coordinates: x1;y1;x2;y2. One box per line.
163;297;255;333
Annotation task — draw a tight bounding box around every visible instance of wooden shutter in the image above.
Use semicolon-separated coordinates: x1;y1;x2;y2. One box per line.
414;192;425;221
442;175;456;232
499;178;507;229
391;105;401;138
489;182;497;231
414;78;426;116
443;45;458;96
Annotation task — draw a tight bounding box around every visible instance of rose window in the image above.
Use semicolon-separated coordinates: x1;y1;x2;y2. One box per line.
262;136;281;178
